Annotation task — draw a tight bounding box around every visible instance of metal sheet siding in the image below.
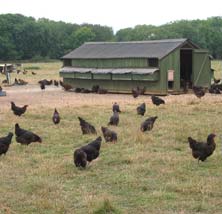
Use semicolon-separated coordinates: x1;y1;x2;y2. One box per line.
71;58;148;68
62;39;188;59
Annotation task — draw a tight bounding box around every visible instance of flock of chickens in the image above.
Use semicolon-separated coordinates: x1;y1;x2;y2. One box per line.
0;88;217;168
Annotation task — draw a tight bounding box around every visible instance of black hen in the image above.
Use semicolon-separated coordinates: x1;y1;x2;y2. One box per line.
0;132;13;156
151;95;165;106
54;80;59;86
101;126;117;143
91;85;100;93
52;108;60;125
11;101;28;116
193;86;205;98
132;87;140;98
74;136;102;168
15;123;42;145
59;80;73;91
38;79;52;85
112;102;121;113
137;103;146;116
214;78;221;84
140;116;158;132
108;111;119;126
78;117;97;134
40;81;45;90
188;134;216;162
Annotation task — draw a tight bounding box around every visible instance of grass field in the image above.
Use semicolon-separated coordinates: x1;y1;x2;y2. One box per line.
0;61;222;214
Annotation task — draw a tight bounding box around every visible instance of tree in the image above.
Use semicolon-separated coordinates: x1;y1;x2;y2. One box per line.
70;26;96;49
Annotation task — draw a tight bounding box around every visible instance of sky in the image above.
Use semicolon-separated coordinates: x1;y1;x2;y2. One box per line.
0;0;221;32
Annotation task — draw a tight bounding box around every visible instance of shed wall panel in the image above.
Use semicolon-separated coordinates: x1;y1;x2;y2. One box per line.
192;50;211;87
160;49;180;92
63;78;164;94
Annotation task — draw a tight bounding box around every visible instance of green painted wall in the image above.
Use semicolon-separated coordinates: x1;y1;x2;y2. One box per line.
160;49;180;93
63;78;164;94
71;58;150;68
192;50;211;87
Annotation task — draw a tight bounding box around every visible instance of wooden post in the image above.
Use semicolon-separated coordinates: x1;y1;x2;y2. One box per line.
4;64;11;84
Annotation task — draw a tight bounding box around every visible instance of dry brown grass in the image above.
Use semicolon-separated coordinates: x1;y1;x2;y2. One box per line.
1;61;222;214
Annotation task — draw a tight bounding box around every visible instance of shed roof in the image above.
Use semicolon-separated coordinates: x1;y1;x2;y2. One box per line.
60;67;159;75
62;39;199;60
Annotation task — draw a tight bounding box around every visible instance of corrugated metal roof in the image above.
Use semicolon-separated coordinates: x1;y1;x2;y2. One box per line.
62;39;197;59
60;67;159;74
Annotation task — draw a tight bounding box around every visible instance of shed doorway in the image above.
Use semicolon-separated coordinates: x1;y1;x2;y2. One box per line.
180;49;192;91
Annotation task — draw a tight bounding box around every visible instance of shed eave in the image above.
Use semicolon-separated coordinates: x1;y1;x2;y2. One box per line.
59;67;159;75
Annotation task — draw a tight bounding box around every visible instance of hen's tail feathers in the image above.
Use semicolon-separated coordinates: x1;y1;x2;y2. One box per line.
188;137;197;149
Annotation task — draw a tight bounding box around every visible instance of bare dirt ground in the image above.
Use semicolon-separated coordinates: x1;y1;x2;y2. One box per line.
2;84;222;110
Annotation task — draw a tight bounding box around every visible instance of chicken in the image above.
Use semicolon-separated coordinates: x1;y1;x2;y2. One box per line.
192;86;205;98
108;111;119;126
11;101;28;116
188;134;216;162
132;87;140;98
54;80;59;86
139;87;146;95
59;80;73;91
214;78;221;84
97;88;108;94
81;88;91;93
74;136;102;168
52;108;60;125
14;78;19;85
140;116;158;132
209;86;221;94
101;126;117;143
151;95;165;106
78;117;97;134
38;79;52;85
15;123;42;145
75;87;82;93
112;102;121;113
18;79;28;85
14;78;27;85
40;81;45;90
91;85;100;93
137;103;146;116
0;132;13;156
31;71;36;75
132;86;146;98
23;69;28;74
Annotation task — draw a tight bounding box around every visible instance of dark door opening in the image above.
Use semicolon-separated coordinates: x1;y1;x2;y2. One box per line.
180;49;192;91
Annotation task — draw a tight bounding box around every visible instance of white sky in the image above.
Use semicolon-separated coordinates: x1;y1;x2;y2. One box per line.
0;0;221;32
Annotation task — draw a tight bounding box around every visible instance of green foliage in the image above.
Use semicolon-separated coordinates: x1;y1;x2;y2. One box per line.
70;26;96;49
115;16;222;59
1;14;222;60
0;14;114;60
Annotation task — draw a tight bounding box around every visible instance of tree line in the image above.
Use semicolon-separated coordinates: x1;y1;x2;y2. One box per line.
0;14;222;60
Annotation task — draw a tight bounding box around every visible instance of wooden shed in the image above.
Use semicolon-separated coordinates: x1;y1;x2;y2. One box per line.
60;39;212;95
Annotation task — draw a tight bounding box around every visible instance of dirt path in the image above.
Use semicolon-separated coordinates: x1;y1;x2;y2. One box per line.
1;84;222;110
